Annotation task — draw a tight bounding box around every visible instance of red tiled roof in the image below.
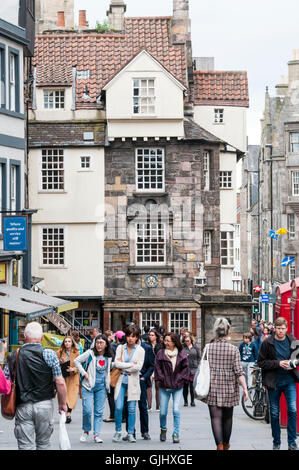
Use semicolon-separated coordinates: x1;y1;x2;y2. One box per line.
193;71;249;107
33;17;187;108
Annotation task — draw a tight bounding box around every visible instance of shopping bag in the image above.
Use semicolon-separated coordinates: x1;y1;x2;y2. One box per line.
193;344;210;400
59;412;71;450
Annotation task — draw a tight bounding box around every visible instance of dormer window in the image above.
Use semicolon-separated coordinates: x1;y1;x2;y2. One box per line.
133;79;155;115
44;90;65;109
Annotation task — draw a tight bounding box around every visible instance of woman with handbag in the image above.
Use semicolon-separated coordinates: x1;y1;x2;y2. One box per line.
112;325;145;443
154;332;190;444
56;336;80;424
74;334;113;443
201;318;248;450
0;339;11;396
182;333;201;407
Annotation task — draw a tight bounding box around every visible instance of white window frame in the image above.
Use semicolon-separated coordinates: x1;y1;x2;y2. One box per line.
288;213;296;239
221;231;234;266
41;225;66;268
220;171;232;189
9;53;15;112
140;312;161;330
133;78;156;115
136;221;166;265
203;230;211;264
0;47;5;109
214;108;224;123
203;151;210;190
40;149;64;192
169;312;190;334
289;260;296;281
80;156;91;170
136;148;165;192
43;89;65;109
10;165;16;211
290;132;299;153
292;171;299;196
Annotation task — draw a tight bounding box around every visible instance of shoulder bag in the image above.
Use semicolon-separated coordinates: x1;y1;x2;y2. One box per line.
193;344;210;400
1;349;19;420
110;345;123;388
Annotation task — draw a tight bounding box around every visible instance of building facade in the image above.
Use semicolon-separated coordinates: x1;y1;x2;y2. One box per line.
257;50;299;320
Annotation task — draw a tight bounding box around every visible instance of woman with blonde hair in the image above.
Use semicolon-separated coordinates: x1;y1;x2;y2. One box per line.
56;335;80;424
201;318;248;450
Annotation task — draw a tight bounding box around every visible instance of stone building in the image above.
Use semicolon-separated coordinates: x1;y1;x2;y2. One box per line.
258;50;299;320
28;0;251;338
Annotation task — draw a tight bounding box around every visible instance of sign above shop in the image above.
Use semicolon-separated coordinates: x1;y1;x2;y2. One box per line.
3;215;28;251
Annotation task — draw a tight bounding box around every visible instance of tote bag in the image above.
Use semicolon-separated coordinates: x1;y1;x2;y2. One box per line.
1;349;19;420
193;344;210;400
59;412;71;450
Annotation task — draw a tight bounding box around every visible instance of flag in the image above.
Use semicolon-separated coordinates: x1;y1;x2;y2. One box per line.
276;228;288;235
269;230;278;240
280;257;295;266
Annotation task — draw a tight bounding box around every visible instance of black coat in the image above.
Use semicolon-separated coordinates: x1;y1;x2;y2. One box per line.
257;333;299;389
140;341;155;388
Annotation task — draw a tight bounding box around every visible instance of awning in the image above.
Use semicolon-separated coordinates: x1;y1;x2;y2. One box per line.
0;284;78;320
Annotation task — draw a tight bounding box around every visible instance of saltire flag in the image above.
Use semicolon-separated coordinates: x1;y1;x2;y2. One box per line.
269;230;278;240
281;257;295;266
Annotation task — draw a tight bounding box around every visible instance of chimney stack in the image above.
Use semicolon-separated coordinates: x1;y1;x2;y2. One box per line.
78;10;87;27
107;0;126;31
171;0;191;45
288;49;299;90
57;11;65;27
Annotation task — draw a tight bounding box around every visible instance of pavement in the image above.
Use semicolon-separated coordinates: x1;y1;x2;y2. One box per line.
0;391;293;452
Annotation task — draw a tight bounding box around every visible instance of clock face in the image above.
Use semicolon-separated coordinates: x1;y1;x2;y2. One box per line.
145;274;159;288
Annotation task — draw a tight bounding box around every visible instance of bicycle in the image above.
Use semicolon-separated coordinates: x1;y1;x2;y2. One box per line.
241;364;270;422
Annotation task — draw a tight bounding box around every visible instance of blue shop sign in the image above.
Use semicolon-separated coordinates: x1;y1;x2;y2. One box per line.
3;215;28;251
261;294;269;303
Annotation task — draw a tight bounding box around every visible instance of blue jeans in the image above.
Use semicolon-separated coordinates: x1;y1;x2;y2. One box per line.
159;387;183;436
268;381;297;446
115;383;137;434
82;381;107;436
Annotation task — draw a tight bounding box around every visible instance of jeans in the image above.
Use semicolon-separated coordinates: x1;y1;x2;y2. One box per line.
241;362;254;388
14;400;54;450
268;381;297;446
115;383;137;435
82;381;107;435
159;387;183;436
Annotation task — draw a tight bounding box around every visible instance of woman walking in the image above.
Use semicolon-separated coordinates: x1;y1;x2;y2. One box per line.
154;332;190;443
201;318;248;450
182;333;201;407
56;336;80;424
147;329;161;411
75;334;113;443
112;325;145;443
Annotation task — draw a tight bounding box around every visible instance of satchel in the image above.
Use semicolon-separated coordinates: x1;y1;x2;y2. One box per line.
193;344;210;401
1;349;19;420
110;345;123;388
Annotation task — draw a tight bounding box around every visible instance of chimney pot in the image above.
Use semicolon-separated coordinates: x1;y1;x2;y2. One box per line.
79;10;87;27
57;11;65;27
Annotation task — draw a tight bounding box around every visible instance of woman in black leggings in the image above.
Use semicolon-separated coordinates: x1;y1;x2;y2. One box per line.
200;318;248;450
182;333;201;406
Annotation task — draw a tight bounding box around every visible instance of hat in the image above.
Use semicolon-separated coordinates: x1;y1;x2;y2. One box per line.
115;330;125;339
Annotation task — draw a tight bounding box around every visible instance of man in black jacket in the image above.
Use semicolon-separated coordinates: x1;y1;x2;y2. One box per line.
257;317;299;450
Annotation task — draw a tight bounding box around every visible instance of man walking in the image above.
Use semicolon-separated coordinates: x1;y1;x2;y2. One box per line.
7;322;67;450
257;317;299;450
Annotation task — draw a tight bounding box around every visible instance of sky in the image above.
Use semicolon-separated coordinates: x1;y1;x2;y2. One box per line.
74;0;299;145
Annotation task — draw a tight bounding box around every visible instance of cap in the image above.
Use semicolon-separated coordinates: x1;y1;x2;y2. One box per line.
115;330;125;339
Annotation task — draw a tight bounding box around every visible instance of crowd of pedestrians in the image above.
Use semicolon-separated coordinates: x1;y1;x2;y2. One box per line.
0;314;298;451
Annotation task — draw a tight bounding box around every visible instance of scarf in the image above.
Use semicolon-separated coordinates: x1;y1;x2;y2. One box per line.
165;347;178;371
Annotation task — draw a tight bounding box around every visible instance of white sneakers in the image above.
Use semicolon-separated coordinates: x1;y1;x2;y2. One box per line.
80;431;89;442
80;432;103;443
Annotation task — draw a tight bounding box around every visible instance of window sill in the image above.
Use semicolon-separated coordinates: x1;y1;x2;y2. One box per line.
213;122;225;125
133;191;168;197
39;265;67;269
38;191;67;194
128;265;174;275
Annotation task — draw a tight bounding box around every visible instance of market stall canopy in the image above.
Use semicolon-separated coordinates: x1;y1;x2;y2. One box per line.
0;285;78;320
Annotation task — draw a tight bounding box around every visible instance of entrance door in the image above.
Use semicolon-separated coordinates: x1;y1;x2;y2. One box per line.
111;312;133;332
